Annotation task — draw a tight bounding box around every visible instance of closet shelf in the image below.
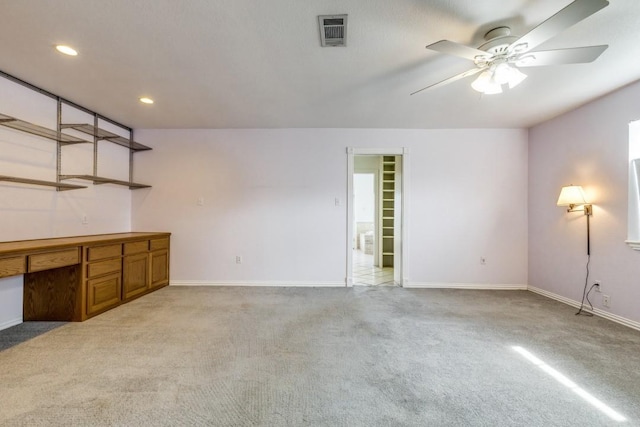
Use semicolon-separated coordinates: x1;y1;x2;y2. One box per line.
0;175;86;191
59;175;151;190
0;114;90;145
60;123;151;151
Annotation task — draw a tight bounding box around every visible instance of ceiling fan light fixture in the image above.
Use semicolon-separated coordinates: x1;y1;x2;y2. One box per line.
471;70;492;92
414;0;609;96
492;63;528;89
483;79;503;95
493;63;512;85
507;67;527;89
471;70;502;94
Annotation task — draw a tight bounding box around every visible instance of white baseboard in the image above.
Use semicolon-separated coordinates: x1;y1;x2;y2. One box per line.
0;317;22;332
528;285;640;332
170;280;345;288
404;282;527;290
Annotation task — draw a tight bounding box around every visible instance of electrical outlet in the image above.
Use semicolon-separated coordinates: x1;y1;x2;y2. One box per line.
602;294;611;308
594;281;601;292
235;255;242;264
197;196;205;206
480;257;486;265
81;214;88;225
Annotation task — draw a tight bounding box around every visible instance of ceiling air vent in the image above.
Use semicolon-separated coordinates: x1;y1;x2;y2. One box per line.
318;15;348;47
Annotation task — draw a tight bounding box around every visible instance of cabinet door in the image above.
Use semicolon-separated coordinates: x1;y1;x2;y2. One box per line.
123;253;149;300
87;272;121;316
150;249;169;289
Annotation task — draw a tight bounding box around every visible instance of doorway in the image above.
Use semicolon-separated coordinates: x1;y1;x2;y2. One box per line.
347;148;408;287
353;169;393;285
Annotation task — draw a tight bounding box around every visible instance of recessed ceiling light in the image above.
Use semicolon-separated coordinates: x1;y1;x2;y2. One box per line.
55;45;78;56
139;97;154;105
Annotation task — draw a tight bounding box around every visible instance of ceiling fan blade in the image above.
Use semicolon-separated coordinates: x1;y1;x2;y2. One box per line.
426;40;489;61
410;67;485;96
516;45;608;67
508;0;609;54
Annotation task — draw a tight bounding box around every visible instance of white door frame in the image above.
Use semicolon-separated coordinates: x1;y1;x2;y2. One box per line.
346;147;409;287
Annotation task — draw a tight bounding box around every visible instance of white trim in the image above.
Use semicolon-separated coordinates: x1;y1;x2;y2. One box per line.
528;286;640;332
0;317;22;331
346;149;354;287
405;282;527;290
625;240;640;251
350;147;406;155
170;280;344;287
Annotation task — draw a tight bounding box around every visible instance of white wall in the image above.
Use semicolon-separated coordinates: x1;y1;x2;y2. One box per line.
529;79;640;324
133;128;528;287
0;277;22;330
0;76;133;328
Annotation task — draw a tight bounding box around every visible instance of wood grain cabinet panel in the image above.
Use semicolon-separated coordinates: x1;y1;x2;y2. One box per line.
28;248;80;272
87;272;121;316
123;252;149;300
149;238;169;251
150;249;169;289
124;240;149;255
24;265;80;321
87;258;122;279
0;256;25;278
87;244;121;261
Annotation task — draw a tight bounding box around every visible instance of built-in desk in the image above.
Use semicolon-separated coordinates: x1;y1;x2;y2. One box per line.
0;232;170;321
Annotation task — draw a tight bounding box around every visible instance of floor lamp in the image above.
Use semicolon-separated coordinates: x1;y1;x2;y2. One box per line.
557;185;593;316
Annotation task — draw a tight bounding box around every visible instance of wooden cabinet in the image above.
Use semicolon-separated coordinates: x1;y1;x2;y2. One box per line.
0;256;25;278
84;242;123;317
0;232;171;322
87;272;121;316
123;252;149;300
150;249;169;289
28;248;80;272
149;237;170;289
122;237;171;300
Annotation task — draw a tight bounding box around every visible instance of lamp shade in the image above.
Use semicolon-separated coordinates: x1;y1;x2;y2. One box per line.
557;185;587;206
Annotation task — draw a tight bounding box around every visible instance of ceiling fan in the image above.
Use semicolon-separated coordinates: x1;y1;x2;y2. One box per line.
411;0;609;95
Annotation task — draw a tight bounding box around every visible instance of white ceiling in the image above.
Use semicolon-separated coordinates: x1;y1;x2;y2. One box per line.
1;0;639;129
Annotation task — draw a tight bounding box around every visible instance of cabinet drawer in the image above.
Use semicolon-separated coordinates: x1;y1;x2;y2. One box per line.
123;240;149;255
0;256;26;278
87;257;122;278
28;248;80;272
87;244;121;261
149;238;169;251
87;272;121;316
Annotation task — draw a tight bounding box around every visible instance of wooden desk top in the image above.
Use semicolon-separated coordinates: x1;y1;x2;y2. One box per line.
0;232;171;256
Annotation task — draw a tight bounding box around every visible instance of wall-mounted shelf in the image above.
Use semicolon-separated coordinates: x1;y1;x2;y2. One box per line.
0;175;87;191
381;156;396;267
0;70;153;192
0;113;89;145
60;123;151;151
59;175;151;190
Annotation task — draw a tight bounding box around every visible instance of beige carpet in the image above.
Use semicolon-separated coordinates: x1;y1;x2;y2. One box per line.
1;286;640;426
